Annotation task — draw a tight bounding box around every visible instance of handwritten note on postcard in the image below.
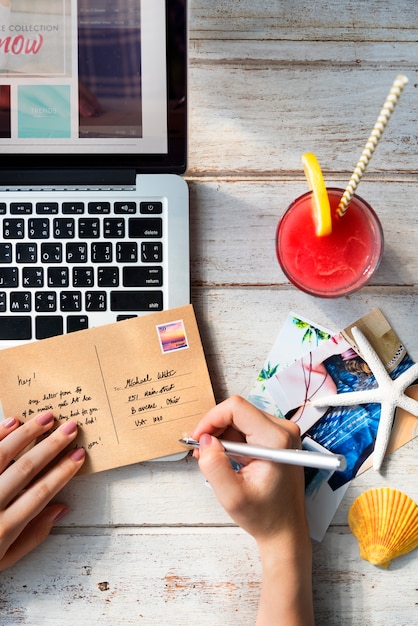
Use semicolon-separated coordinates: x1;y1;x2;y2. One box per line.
0;305;215;474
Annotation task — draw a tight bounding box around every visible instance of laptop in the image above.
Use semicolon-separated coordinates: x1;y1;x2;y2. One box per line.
0;0;189;351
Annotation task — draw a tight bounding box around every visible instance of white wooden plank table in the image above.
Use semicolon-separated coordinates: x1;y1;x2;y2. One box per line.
1;1;417;624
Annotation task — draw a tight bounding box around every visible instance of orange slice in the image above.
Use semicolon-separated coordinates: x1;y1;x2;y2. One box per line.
301;152;332;236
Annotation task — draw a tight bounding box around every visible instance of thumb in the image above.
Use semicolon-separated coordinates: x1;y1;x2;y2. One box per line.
197;434;242;509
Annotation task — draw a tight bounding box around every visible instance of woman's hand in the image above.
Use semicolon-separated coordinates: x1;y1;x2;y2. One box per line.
191;395;307;543
191;396;314;626
0;412;85;571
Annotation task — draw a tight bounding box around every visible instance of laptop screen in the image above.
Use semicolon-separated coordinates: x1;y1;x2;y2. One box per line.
0;0;187;174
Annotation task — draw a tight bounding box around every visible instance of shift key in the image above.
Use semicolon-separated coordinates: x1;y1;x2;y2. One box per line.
110;291;163;311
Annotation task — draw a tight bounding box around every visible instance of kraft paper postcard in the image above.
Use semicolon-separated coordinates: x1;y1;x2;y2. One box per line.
0;305;215;474
248;309;418;541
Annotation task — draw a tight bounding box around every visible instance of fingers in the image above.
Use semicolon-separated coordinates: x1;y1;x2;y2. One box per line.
196;433;247;514
197;433;237;483
0;411;56;472
0;418;82;510
193;397;302;517
194;398;310;542
191;395;302;449
191;395;302;496
0;417;20;441
192;395;255;440
0;504;69;572
0;411;85;571
0;447;85;562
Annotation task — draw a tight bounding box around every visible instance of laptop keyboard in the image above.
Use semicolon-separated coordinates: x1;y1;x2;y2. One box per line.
0;196;165;341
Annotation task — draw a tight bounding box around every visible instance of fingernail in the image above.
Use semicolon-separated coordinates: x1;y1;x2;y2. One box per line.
61;420;77;436
199;433;212;450
36;411;54;426
53;506;70;523
70;447;85;462
2;417;17;428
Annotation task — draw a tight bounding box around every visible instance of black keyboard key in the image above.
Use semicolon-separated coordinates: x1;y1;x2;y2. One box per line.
0;292;6;312
79;219;100;238
48;267;69;287
36;202;59;214
35;291;57;312
62;202;84;214
66;243;88;263
41;243;62;263
0;243;12;263
0;203;6;215
98;266;119;287
73;267;94;287
4;219;24;239
115;202;136;214
91;242;112;262
88;202;111;214
104;218;125;238
10;203;32;215
86;291;107;311
36;316;63;339
0;268;18;287
110;291;163;311
140;201;163;214
54;218;75;238
10;292;31;312
16;243;37;263
28;218;50;239
0;316;31;340
23;267;44;287
141;242;162;263
129;218;162;238
116;242;137;263
60;291;82;311
123;266;163;287
67;315;89;333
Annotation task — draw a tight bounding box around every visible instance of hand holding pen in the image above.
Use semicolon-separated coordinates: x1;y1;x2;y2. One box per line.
189;395;310;540
189;395;315;626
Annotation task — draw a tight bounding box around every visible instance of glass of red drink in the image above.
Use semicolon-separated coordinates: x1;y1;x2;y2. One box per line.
276;188;384;298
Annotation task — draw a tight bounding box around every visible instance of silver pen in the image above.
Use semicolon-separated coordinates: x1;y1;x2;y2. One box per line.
179;437;346;472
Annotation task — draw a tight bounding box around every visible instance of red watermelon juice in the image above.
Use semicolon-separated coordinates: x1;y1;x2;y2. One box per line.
276;188;384;298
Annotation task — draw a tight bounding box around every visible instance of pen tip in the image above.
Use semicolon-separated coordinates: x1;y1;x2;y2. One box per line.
179;437;199;447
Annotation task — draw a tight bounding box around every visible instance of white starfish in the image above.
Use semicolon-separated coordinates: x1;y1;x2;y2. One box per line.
311;326;418;471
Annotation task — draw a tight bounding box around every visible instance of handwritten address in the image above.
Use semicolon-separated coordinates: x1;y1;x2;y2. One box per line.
114;368;193;430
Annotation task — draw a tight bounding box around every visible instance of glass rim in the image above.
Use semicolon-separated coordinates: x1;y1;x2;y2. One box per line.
276;188;384;298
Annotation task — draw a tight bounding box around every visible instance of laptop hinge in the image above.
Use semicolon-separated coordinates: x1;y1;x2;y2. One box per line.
0;168;137;191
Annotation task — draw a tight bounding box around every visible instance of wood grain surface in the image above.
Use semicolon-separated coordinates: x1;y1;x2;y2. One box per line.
0;1;417;624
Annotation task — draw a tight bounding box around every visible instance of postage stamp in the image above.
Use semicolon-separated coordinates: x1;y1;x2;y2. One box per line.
156;319;188;353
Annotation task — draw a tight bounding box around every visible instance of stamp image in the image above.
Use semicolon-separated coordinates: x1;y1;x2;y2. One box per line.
156;319;188;353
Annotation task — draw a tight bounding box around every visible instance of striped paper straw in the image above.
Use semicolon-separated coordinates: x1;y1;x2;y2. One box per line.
337;74;409;218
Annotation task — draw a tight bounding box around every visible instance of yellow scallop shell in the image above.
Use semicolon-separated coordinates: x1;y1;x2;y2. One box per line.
348;487;418;568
